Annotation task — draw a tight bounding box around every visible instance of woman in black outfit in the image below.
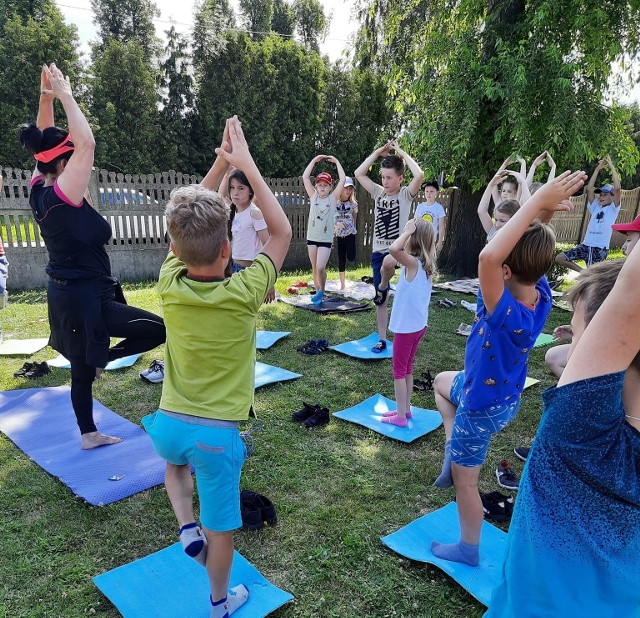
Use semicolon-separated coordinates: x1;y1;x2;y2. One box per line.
20;64;166;449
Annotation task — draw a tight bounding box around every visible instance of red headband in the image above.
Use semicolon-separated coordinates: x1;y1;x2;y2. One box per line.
34;134;74;163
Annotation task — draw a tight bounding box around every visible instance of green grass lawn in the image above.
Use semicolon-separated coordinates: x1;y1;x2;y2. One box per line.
0;266;574;618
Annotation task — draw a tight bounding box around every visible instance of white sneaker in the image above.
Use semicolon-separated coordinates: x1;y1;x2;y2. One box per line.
140;359;164;384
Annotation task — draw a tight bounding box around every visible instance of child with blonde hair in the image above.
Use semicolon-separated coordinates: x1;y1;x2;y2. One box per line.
377;218;436;427
334;177;358;291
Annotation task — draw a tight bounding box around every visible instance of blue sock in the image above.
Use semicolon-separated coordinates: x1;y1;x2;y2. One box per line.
434;440;453;488
431;539;479;566
179;522;207;567
311;290;324;304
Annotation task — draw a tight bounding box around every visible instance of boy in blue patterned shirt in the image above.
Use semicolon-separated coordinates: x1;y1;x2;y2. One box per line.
486;251;640;616
431;171;587;566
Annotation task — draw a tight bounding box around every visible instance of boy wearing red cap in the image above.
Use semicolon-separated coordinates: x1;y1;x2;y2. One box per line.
302;155;346;304
556;155;621;272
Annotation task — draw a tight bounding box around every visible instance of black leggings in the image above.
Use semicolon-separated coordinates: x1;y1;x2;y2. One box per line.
336;234;357;272
69;300;165;434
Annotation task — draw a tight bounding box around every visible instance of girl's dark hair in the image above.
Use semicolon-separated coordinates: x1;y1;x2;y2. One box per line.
19;123;73;175
227;169;254;237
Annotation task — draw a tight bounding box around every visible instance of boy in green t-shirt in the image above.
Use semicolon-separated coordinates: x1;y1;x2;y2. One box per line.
143;117;291;618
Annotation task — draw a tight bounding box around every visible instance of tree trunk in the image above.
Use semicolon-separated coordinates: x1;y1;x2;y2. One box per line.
438;182;487;278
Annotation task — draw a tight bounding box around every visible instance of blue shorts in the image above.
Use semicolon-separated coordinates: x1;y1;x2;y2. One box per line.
449;371;520;468
371;251;388;290
142;410;247;532
563;244;608;266
231;260;246;273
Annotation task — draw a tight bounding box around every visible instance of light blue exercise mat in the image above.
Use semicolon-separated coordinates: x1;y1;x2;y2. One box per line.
381;501;507;607
0;386;166;505
333;394;442;443
47;353;142;370
0;337;49;355
256;330;290;350
93;543;293;618
255;362;301;389
330;332;394;360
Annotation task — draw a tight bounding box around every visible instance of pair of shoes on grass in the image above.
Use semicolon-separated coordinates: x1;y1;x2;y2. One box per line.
437;298;456;308
513;446;530;461
14;361;50;379
140;359;164;383
481;491;515;523
297;339;329;355
292;402;330;428
496;459;519;490
413;370;434;392
240;489;277;530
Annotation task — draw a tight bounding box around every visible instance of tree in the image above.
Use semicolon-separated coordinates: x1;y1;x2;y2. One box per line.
90;40;160;173
355;0;640;276
90;0;161;63
318;62;393;175
0;1;80;168
190;32;327;176
293;0;327;51
271;0;294;36
157;26;194;172
239;0;274;39
192;0;236;76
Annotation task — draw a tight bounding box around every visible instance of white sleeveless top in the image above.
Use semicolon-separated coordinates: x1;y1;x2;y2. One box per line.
389;259;433;334
231;204;268;261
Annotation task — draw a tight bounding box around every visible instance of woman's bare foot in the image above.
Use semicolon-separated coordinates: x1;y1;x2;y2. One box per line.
81;431;123;450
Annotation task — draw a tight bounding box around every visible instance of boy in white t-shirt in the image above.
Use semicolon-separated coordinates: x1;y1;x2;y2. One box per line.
556;155;621;272
355;140;424;353
414;180;446;252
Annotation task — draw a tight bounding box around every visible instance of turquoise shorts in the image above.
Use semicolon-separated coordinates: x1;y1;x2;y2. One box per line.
449;371;520;468
142;410;247;532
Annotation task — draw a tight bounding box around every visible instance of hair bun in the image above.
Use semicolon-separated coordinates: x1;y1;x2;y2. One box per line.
18;123;43;154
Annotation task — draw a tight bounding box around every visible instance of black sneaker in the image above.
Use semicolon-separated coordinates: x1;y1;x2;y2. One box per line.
513;446;530;462
14;362;35;378
481;491;508;523
371;340;387;354
496;459;519;490
304;406;330;428
292;402;320;422
25;362;51;379
240;490;263;531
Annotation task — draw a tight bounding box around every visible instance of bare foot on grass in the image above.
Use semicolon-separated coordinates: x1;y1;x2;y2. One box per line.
81;431;123;450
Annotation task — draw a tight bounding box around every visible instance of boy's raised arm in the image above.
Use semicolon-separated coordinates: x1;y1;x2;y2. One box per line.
559;238;640;386
216;117;291;272
526;152;547;186
478;172;503;234
605;155;622;206
355;143;389;194
586;159;604;204
479;171;586;314
201;120;231;191
393;142;424;196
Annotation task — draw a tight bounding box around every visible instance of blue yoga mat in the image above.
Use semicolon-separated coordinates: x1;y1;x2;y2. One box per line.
333;393;442;443
0;386;166;505
47;353;142;370
381;501;507;606
255;362;301;389
93;543;293;618
256;330;290;350
330;332;394;360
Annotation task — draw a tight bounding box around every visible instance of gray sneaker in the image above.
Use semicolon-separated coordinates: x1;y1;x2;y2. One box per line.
140;359;164;384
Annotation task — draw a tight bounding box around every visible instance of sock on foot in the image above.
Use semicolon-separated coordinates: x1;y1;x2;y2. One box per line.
179;522;208;567
434;440;453;488
431;539;479;566
383;410;412;418
210;585;249;618
381;414;408;427
210;595;228;618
